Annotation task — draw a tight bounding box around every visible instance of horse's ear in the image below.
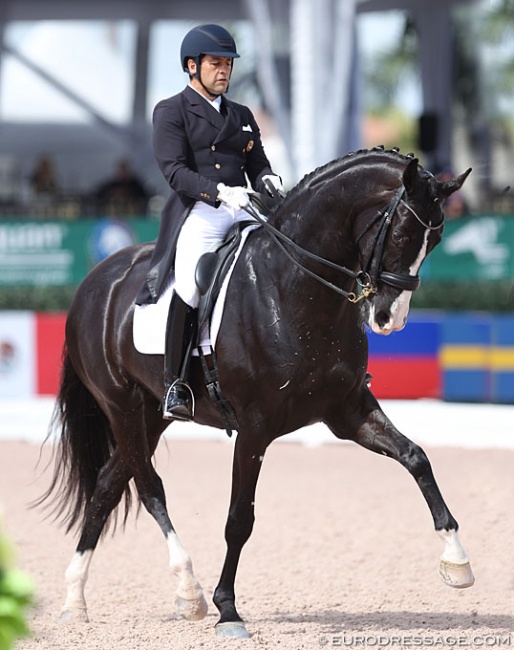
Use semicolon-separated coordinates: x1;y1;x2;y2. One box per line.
434;168;472;201
402;157;420;193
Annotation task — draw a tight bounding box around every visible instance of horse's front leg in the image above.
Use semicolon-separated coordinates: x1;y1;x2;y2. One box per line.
213;433;268;639
325;397;474;589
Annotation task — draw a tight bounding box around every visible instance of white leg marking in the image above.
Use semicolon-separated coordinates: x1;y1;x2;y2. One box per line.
167;532;208;620
59;550;93;623
438;529;469;564
438;529;475;589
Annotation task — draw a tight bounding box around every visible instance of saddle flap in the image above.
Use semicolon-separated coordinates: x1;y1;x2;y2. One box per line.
196;252;219;296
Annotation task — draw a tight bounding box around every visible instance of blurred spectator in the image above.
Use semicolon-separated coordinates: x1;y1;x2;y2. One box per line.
94;158;150;216
30;155;59;198
436;167;471;219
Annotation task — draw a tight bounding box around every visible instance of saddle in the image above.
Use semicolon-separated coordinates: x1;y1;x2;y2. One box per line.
195;190;283;330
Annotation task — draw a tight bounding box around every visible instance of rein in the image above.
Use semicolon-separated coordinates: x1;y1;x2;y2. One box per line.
243;184;435;302
243;201;367;302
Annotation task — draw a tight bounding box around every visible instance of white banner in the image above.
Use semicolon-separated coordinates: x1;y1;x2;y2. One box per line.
0;311;36;397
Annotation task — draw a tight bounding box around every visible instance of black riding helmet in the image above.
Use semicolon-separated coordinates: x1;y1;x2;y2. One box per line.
180;24;240;73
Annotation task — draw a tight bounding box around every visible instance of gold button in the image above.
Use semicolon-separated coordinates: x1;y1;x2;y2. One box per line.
211;145;216;151
215;163;221;169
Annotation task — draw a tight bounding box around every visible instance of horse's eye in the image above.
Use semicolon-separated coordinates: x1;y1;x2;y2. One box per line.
392;230;409;247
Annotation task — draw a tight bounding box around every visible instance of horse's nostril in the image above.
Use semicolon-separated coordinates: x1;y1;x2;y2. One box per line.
375;311;390;329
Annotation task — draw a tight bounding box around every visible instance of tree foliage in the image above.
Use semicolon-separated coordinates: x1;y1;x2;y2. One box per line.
479;0;514;100
363;2;514;116
0;515;33;650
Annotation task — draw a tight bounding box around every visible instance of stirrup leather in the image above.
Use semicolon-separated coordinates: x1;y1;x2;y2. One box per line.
162;380;195;421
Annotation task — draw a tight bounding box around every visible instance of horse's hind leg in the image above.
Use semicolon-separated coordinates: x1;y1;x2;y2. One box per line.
325;399;474;589
60;449;131;623
133;464;208;621
110;403;208;621
61;400;206;623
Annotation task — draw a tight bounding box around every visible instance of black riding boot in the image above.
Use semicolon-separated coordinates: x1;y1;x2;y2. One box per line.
162;293;197;421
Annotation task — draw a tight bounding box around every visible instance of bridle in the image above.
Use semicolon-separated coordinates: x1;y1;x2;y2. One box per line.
243;184;444;303
357;186;444;295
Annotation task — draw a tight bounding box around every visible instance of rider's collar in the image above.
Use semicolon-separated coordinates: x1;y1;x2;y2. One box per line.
188;83;223;112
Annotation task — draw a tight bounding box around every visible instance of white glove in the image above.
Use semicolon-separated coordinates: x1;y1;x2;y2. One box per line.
217;183;250;210
262;174;285;197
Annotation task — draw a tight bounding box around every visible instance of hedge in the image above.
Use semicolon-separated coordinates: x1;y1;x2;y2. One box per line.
0;281;512;313
412;280;513;312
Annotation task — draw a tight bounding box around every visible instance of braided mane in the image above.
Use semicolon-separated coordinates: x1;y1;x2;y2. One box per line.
292;145;421;195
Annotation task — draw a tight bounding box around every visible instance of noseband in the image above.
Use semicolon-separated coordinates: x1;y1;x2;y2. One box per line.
243;184;443;303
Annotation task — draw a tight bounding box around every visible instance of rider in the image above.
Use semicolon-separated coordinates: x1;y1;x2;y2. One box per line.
137;24;283;421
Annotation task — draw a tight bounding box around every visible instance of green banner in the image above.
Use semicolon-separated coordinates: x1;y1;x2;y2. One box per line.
0;214;513;287
421;215;514;282
0;218;159;287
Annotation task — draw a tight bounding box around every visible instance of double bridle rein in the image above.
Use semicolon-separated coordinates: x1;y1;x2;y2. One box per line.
243;185;444;303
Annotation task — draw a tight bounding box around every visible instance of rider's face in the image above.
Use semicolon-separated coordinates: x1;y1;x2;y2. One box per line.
189;55;232;98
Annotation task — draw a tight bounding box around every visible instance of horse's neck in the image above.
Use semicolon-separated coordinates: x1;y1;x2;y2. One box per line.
234;232;361;360
271;183;361;268
246;167;392;317
243;216;360;323
276;162;403;252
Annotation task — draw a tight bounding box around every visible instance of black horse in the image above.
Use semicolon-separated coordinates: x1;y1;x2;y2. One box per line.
41;148;474;639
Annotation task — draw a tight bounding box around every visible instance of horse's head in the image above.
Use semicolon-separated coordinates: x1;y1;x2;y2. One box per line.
359;157;471;335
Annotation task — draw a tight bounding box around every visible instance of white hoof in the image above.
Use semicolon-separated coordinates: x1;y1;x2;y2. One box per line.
175;594;208;621
439;560;475;589
215;621;251;639
58;607;89;623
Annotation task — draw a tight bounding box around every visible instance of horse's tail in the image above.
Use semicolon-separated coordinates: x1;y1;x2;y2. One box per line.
36;345;133;534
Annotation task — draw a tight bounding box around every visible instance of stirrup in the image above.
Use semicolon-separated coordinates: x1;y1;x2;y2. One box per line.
162;380;195;421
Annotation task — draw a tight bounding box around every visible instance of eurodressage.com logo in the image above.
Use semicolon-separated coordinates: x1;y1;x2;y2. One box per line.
318;634;512;647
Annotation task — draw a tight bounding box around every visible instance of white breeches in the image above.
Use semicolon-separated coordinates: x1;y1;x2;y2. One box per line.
174;201;255;308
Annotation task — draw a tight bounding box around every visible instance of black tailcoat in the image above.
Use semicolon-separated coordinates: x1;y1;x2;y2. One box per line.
137;85;274;304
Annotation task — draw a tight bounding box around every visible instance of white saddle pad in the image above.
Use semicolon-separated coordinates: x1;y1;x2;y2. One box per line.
133;225;258;355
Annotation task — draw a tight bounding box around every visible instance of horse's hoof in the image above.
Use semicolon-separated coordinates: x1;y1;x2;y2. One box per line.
215;621;251;638
58;607;89;624
439;560;475;589
175;594;208;621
